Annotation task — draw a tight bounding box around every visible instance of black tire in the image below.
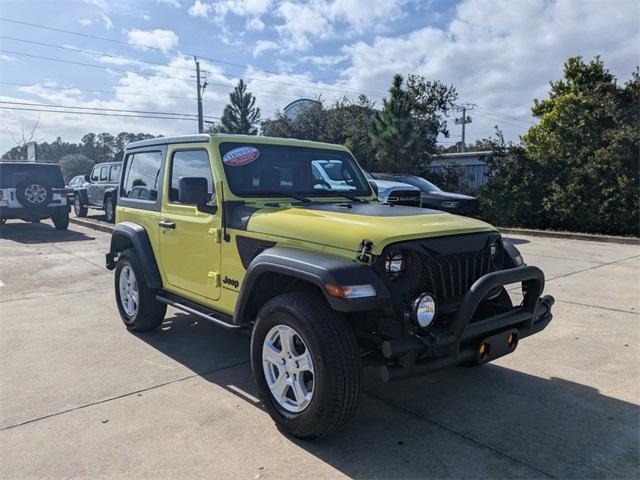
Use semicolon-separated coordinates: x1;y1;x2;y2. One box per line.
104;196;115;223
74;196;88;217
251;291;361;439
114;248;166;331
16;179;53;210
52;210;69;230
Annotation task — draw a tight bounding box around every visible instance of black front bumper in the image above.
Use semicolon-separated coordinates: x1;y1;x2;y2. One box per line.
379;265;555;382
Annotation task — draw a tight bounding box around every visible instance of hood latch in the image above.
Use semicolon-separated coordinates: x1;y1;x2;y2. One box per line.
358;239;375;264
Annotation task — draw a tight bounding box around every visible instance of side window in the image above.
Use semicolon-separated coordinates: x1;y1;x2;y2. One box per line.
109;164;120;182
99;166;108;181
91;167;99;182
169;150;214;203
121;151;163;201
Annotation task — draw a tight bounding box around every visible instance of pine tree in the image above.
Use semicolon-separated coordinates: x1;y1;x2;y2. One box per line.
370;74;425;173
219;80;261;135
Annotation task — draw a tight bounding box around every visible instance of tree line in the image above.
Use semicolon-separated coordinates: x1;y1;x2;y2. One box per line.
2;56;637;235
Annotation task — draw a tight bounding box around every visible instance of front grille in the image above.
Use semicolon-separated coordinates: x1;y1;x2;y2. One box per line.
414;249;493;301
377;234;500;313
387;189;421;207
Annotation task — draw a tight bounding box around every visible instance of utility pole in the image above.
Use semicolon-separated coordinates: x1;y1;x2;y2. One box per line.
194;56;204;133
454;104;474;152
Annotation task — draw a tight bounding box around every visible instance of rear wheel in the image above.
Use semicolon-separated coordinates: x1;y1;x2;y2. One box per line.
74;196;88;217
114;248;166;331
251;292;361;439
52;210;69;230
104;196;115;223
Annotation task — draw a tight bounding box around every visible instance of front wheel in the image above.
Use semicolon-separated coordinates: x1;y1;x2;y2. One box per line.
104;196;115;223
250;292;361;439
114;248;166;331
74;196;88;217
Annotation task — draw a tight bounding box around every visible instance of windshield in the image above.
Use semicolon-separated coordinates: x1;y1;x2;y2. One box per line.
403;176;441;192
220;143;372;198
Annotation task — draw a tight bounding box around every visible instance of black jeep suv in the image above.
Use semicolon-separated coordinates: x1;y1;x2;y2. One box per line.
0;162;71;229
73;161;121;223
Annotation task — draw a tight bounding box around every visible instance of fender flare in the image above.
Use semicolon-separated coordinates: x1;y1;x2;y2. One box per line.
233;246;391;325
107;222;162;289
75;189;89;205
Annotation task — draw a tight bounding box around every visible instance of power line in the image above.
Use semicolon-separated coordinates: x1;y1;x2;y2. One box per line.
0;100;218;119
0;34;380;99
0;49;353;103
0;105;218;121
0;81;279;114
0;17;387;98
0;49;197;83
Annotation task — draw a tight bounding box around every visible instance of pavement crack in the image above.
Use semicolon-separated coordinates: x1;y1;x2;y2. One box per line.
363;390;557;479
546;254;640;283
0;359;250;431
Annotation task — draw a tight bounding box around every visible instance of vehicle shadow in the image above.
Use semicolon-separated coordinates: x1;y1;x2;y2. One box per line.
135;311;639;479
503;237;530;245
0;220;95;243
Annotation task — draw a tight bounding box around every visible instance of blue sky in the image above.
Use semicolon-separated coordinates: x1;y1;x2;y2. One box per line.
0;0;638;154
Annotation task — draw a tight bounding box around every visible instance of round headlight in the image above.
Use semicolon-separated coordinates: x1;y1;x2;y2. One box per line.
413;293;436;328
384;250;405;279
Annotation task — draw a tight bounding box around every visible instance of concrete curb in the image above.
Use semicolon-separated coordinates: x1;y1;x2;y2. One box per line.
69;217;114;234
499;227;639;246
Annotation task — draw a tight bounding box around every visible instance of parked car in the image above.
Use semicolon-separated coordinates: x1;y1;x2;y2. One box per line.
65;174;85;189
105;134;554;439
0;162;70;229
73;161;121;223
374;173;480;215
363;171;421;207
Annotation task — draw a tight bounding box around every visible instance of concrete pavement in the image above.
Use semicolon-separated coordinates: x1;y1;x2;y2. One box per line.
1;219;638;479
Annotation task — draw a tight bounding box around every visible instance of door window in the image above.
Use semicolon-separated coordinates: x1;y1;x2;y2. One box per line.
99;166;108;181
169;150;214;203
91;167;99;182
121;151;163;201
109;164;121;182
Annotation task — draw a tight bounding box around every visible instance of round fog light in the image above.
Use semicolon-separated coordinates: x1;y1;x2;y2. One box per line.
413;293;436;328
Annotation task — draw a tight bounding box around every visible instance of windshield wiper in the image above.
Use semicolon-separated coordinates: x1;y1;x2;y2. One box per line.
254;191;311;203
320;192;365;203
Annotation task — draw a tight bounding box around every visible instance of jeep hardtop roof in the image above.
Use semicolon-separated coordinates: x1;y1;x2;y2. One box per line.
125;133;349;151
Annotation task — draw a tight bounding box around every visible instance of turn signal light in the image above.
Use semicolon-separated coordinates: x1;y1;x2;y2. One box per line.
324;283;376;299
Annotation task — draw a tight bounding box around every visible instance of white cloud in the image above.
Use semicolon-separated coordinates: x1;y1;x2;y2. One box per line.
127;29;179;52
339;0;640;142
157;0;182;7
246;17;265;31
301;54;348;67
274;0;403;52
84;0;113;29
253;40;279;57
79;19;93;26
188;0;211;17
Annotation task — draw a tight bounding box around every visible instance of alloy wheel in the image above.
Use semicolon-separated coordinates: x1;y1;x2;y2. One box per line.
262;324;315;413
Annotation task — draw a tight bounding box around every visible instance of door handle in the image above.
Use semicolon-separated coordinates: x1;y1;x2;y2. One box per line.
158;221;176;229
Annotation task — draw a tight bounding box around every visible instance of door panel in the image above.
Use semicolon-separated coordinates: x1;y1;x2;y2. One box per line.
158;147;221;301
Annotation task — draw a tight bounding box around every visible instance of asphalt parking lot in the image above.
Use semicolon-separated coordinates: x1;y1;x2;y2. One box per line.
1;218;638;479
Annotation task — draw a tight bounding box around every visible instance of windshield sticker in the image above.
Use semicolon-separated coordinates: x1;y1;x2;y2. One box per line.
223;146;260;167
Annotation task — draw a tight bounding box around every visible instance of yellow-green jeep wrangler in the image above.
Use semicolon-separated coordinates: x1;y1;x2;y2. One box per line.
105;134;554;439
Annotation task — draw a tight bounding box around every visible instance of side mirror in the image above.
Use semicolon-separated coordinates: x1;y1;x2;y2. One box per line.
178;177;217;214
368;180;379;197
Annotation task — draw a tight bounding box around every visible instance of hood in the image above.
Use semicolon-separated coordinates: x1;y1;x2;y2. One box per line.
371;179;420;192
245;202;496;255
424;190;476;201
